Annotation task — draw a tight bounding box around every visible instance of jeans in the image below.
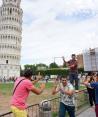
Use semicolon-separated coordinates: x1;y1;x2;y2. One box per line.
87;87;95;106
59;102;75;117
69;72;79;90
95;104;98;117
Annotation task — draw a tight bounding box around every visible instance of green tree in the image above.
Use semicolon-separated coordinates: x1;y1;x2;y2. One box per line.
36;63;48;70
62;63;67;68
20;66;24;76
49;62;59;68
24;64;37;75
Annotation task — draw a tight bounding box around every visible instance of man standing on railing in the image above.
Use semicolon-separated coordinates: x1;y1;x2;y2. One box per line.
10;69;45;117
52;76;75;117
62;54;79;90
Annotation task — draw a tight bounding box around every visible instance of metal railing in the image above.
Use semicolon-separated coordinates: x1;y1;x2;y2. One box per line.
75;89;89;115
0;89;89;117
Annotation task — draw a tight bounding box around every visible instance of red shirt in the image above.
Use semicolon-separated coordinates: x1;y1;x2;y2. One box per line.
11;77;34;109
68;59;78;73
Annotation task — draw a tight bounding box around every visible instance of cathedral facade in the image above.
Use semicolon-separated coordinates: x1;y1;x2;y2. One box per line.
0;0;23;78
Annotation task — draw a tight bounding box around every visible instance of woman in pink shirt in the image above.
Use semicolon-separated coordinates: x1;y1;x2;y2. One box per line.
11;69;45;117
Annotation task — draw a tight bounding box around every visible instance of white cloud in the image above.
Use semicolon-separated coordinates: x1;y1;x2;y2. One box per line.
0;1;2;5
0;0;98;65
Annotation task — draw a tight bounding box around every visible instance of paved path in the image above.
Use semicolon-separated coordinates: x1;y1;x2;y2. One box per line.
77;107;96;117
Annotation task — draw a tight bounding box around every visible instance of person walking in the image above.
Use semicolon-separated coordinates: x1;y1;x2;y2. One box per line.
10;69;45;117
52;76;75;117
62;54;79;90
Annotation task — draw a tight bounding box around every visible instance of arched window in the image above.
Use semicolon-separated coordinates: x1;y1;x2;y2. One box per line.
10;8;12;15
6;60;8;64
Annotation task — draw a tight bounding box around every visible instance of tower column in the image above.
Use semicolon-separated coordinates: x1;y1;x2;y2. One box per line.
0;0;23;78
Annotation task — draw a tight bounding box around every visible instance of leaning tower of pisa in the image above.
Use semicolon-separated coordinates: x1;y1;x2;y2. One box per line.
0;0;23;78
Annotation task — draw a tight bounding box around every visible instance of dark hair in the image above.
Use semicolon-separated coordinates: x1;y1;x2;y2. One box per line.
88;72;92;76
60;75;67;79
72;54;75;56
96;73;98;77
23;69;33;78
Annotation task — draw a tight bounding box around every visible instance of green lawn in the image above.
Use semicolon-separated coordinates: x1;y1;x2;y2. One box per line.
36;82;54;89
0;82;85;95
0;82;87;116
0;82;54;95
0;83;14;95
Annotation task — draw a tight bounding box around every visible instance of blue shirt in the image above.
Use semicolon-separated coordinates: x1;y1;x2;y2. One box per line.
90;82;98;104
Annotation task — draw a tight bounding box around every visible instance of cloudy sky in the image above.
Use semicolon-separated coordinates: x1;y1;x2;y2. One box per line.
0;0;98;65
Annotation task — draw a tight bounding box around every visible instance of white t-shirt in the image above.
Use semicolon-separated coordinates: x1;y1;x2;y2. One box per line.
56;83;75;106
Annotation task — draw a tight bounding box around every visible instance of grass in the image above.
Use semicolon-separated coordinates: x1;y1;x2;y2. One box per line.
0;82;88;116
79;85;86;90
0;83;13;95
52;112;58;117
0;82;85;95
0;82;54;95
36;82;54;89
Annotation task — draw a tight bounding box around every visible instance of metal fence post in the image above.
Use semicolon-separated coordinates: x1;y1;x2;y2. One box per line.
39;100;52;117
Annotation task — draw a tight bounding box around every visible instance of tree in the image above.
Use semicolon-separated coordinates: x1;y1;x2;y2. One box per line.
24;64;37;75
62;63;67;68
36;63;48;70
20;66;24;76
49;62;59;68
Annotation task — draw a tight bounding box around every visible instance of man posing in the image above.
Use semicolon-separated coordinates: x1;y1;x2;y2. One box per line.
10;69;45;117
52;76;75;117
62;54;79;90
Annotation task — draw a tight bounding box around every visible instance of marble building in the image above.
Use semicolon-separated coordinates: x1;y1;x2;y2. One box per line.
0;0;23;78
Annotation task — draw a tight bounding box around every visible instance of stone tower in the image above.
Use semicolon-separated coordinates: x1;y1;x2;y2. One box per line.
0;0;23;78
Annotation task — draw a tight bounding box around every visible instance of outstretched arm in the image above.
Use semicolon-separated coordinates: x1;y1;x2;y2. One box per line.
52;85;59;95
52;79;59;95
83;80;91;88
62;56;68;67
32;75;43;85
62;56;66;63
31;83;45;95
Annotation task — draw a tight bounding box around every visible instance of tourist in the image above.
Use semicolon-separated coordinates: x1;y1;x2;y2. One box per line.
10;69;45;117
62;54;79;90
84;72;95;107
52;76;75;117
83;73;98;117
